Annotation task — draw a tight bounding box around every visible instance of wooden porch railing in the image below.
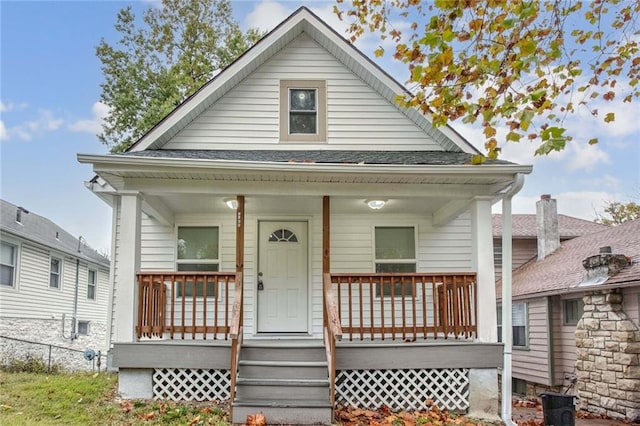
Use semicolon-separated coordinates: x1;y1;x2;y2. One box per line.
328;273;477;341
229;272;243;409
136;272;238;340
323;273;342;409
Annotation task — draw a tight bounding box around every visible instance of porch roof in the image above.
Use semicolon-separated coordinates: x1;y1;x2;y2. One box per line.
123;149;513;166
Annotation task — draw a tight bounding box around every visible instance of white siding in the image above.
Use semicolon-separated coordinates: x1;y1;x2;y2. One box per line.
0;239;108;323
513;297;552;385
132;209;474;338
165;33;442;151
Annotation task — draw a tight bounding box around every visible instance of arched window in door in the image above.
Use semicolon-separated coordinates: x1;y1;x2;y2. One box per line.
268;228;298;243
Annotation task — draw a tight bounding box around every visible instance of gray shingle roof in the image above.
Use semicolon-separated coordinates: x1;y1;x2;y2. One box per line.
125;149;514;165
0;199;109;267
492;214;609;238
499;219;639;298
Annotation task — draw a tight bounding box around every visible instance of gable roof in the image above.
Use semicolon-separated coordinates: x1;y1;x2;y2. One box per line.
128;6;478;155
501;219;640;299
492;214;608;238
0;199;109;267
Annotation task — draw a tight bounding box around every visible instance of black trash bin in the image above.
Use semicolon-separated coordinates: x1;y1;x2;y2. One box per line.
540;392;576;426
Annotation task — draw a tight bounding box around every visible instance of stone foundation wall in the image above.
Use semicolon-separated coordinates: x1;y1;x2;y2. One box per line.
0;317;108;371
575;290;640;422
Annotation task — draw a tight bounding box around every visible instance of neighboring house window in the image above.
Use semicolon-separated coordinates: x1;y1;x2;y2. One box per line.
87;269;97;300
176;226;219;297
50;256;62;289
279;80;327;142
563;298;584;325
1;241;17;287
374;226;416;297
497;302;528;347
77;321;89;336
493;240;502;267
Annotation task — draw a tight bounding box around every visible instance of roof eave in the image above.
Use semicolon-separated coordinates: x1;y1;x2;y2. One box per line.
78;153;533;176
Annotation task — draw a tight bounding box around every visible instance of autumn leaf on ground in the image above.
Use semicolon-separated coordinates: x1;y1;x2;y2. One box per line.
137;411;156;421
120;400;133;412
246;412;266;426
187;415;201;425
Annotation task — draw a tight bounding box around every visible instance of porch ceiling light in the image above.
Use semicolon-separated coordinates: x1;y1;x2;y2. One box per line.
224;198;238;210
366;199;386;210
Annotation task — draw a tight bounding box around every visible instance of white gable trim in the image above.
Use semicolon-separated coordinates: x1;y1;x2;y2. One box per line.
129;7;478;154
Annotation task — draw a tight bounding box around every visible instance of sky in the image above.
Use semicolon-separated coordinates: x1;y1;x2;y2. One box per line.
1;0;639;255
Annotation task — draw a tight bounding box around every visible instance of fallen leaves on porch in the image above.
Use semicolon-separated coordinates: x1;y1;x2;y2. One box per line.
335;403;486;426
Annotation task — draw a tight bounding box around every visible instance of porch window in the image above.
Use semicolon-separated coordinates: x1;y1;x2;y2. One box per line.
50;256;61;289
497;302;528;347
87;268;97;300
176;226;219;297
374;226;416;297
279;80;326;142
1;241;17;287
563;298;584;325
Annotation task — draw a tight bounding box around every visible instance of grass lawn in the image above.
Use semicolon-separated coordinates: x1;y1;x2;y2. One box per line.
0;371;230;425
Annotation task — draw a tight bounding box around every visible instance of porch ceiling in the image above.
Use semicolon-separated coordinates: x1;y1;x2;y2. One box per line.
156;193;453;215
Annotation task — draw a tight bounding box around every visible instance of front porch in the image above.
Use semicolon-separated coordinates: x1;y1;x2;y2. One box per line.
112;268;501;422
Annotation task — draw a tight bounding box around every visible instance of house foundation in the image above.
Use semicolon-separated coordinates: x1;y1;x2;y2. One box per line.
575;290;640;421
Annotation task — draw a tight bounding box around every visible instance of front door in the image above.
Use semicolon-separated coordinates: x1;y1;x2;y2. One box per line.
257;221;308;332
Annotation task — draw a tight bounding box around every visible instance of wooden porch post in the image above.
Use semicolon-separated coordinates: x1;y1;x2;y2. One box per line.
323;196;330;274
236;195;245;273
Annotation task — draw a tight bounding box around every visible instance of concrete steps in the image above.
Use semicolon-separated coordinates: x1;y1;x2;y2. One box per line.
231;339;332;425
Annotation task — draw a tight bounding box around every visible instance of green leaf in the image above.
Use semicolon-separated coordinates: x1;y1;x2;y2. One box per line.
604;112;615;123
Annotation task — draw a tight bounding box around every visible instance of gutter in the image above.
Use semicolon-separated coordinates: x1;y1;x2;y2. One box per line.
500;173;525;426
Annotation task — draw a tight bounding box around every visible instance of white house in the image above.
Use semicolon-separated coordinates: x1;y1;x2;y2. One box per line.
0;199;110;371
78;7;532;424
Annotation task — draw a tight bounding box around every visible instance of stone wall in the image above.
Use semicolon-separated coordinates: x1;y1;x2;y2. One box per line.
0;317;108;371
575;290;640;421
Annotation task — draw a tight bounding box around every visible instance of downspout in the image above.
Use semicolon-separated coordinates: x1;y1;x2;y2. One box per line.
501;173;524;426
71;236;84;341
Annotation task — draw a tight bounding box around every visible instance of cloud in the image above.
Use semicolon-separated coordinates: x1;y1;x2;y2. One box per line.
494;191;624;221
68;101;110;134
244;0;292;32
0;100;28;113
1;109;64;141
0;121;7;141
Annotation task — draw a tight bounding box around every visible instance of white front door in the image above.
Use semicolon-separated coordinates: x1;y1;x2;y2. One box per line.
257;221;308;333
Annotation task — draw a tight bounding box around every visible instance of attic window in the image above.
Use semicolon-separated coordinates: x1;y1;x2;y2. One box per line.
280;80;326;143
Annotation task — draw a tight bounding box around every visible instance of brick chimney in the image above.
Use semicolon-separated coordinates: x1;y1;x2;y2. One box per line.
536;194;560;260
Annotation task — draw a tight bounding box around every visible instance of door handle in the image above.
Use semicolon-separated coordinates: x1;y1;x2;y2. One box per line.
258;272;264;291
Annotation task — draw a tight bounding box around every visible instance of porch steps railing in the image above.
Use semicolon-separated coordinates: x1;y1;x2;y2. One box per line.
231;339;332;425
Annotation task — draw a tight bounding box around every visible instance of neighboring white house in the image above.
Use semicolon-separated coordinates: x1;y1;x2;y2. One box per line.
0;199;110;371
78;7;532;424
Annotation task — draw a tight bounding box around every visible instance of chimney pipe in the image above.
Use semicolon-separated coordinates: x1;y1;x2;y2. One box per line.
537;194;560;260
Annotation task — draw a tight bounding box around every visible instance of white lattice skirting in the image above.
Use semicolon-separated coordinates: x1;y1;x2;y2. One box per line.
336;368;470;412
153;369;231;402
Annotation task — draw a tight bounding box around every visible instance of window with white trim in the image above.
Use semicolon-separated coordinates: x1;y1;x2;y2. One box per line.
50;256;61;289
176;226;219;297
1;241;17;287
563;298;584;325
87;269;97;300
497;302;528;347
280;80;326;142
374;226;416;297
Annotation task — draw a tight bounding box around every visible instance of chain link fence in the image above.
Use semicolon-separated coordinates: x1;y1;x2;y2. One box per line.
0;335;106;373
